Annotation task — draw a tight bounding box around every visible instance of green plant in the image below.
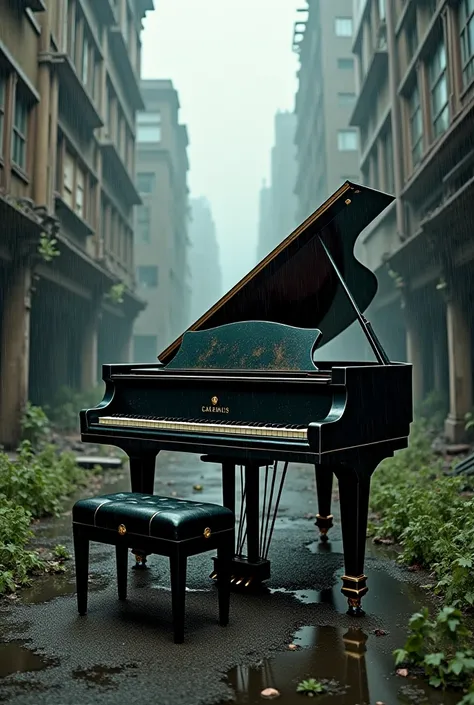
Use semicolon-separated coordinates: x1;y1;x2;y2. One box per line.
394;607;474;697
0;494;45;594
38;232;60;262
296;679;327;696
369;422;474;609
52;544;70;560
20;402;51;447
105;282;125;304
465;411;474;433
0;441;84;518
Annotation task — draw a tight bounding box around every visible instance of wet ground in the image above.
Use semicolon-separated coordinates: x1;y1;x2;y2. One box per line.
0;452;460;705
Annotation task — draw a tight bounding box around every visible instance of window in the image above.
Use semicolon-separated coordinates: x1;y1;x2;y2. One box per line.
428;41;449;138
137;111;161;142
337;129;358;151
459;0;474;86
409;83;423;166
335;17;353;36
372;146;379;188
137;172;155;193
12;93;28;170
378;0;386;21
82;36;89;85
337;92;356;105
136;205;151;242
337;57;354;70
0;74;5;158
383;130;394;193
76;167;85;217
406;17;418;62
137;265;158;288
63;151;74;206
133;335;158;362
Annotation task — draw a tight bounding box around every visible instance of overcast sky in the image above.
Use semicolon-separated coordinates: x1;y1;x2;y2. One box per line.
141;0;301;292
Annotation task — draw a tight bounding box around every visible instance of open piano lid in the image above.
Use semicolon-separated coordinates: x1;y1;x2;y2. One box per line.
159;181;394;365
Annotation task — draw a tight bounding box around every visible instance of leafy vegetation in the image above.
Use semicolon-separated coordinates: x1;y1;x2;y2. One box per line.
394;606;474;704
0;441;95;596
296;679;328;696
370;421;474;610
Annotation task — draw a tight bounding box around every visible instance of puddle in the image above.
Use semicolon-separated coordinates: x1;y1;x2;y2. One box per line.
270;588;319;604
0;641;58;678
222;625;459;704
72;662;139;689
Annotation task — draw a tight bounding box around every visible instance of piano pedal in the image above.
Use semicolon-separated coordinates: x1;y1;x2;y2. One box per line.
209;571;218;581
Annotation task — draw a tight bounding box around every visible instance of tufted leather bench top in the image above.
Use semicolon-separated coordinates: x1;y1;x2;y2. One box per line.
72;492;234;542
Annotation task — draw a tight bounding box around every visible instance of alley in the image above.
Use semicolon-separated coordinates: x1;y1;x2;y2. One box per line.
0;453;455;705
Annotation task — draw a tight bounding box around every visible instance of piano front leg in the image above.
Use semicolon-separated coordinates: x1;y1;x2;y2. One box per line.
333;461;376;616
128;449;159;569
314;466;334;542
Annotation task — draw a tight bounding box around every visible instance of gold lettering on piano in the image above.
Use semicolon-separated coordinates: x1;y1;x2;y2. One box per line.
202;405;230;414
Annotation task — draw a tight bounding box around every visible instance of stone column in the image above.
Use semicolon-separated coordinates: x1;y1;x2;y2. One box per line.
80;302;101;391
404;296;424;409
0;259;32;449
444;288;472;443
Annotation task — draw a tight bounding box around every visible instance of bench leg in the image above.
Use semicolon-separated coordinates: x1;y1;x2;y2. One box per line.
170;552;187;644
73;526;89;616
116;544;128;601
217;536;232;626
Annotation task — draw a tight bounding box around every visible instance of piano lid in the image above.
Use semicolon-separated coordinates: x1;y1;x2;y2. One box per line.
159;181;394;365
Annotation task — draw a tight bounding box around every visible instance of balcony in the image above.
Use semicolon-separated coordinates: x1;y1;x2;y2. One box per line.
100;137;142;207
54;54;103;131
108;26;144;110
349;47;388;127
54;194;94;239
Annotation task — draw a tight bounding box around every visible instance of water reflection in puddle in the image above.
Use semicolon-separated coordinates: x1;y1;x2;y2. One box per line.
0;641;58;678
223;625;458;705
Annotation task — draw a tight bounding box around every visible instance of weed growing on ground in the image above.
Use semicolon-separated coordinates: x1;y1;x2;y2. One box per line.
370;421;474;610
0;441;91;596
394;606;474;703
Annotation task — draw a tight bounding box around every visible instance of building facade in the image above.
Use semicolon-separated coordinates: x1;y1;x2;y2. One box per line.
257;111;298;261
0;0;153;448
293;0;361;223
133;79;191;361
187;197;222;323
349;0;474;441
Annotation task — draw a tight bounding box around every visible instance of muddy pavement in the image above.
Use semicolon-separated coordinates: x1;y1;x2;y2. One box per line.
0;452;457;705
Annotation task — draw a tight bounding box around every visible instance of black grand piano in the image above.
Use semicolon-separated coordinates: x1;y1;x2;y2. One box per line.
80;182;412;616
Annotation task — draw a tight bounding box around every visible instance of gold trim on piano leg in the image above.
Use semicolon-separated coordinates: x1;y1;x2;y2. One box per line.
341;574;368;617
158;182;353;363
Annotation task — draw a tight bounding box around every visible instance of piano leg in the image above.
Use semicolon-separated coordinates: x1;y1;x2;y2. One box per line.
210;461;236;581
334;463;374;617
128;450;158;569
314;466;334;542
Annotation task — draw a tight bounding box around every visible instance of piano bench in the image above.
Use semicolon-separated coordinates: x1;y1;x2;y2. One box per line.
71;492;235;644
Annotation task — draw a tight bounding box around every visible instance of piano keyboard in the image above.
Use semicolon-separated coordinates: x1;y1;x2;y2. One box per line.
97;415;308;440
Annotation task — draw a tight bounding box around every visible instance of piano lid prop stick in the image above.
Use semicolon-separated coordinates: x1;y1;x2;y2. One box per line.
318;237;391;366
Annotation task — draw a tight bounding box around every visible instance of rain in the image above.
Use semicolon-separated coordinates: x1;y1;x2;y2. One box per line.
1;1;474;704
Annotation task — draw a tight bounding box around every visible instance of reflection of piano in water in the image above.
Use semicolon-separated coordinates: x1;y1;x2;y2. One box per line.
80;182;413;615
227;626;370;705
